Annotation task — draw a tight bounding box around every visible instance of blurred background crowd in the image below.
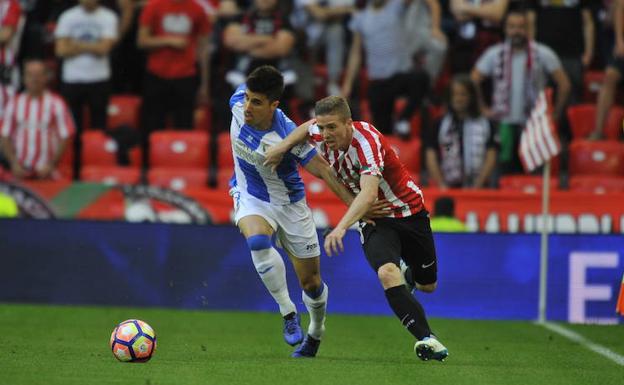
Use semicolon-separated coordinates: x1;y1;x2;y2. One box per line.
0;0;622;194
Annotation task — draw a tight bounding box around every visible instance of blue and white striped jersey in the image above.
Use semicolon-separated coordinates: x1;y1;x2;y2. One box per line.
229;84;317;205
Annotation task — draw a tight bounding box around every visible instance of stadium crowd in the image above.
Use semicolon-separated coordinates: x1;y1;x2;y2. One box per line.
0;0;623;192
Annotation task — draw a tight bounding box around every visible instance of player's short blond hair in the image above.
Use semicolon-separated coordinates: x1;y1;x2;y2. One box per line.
314;96;352;122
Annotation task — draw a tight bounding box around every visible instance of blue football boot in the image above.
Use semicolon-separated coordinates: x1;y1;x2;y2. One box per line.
283;313;304;346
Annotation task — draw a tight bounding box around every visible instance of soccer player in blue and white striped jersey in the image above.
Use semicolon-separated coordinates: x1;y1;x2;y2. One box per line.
228;65;353;358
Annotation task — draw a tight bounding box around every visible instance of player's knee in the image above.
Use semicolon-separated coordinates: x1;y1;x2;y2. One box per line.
246;234;272;251
417;282;437;293
300;275;321;293
377;263;401;286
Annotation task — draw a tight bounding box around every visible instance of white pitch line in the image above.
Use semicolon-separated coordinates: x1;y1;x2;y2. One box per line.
538;321;624;366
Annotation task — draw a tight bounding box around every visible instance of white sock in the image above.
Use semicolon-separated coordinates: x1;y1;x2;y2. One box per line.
251;247;296;316
302;282;328;340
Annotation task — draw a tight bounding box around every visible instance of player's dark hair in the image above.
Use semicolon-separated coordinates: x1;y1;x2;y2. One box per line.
446;74;480;119
314;96;352;121
246;65;284;102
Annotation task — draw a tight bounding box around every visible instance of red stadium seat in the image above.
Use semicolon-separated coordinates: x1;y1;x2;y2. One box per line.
385;136;421;174
499;175;559;194
149;131;209;168
147;167;207;191
568;140;624;176
82;131;141;167
569;175;624;194
81;166;140;185
107;95;141;130
217;132;233;168
567;104;624;140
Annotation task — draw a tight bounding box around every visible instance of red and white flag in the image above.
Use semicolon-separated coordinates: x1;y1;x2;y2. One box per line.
518;91;561;172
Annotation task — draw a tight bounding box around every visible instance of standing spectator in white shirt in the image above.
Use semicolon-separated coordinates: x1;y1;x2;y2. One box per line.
0;59;75;180
55;0;118;179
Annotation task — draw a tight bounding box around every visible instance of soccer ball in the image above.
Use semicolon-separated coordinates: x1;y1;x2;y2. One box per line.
110;319;157;362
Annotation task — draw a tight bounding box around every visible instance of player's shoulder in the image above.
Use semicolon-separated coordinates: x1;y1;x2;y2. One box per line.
272;108;296;137
352;121;384;143
229;84;247;109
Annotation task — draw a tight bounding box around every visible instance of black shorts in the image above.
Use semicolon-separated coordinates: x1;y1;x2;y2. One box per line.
360;210;437;285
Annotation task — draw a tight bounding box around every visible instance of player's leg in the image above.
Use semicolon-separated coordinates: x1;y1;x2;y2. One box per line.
398;214;448;361
286;254;328;358
361;220;438;350
275;201;327;357
287;255;326;337
237;212;302;346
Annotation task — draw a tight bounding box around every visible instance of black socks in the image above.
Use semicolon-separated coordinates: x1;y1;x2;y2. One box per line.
384;285;431;340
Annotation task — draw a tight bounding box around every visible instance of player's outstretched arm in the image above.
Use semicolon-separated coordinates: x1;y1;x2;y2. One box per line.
324;175;380;256
264;119;315;171
304;154;354;206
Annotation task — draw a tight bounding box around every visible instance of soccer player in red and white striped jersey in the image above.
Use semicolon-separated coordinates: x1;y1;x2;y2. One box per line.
0;0;23;117
0;60;75;179
264;95;449;362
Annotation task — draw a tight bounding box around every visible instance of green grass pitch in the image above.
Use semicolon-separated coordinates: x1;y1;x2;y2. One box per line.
1;304;622;385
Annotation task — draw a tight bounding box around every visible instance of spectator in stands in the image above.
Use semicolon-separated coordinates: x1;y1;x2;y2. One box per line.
528;0;594;105
138;0;211;135
429;196;466;232
55;0;118;179
425;74;499;189
294;0;355;96
0;0;23;118
449;0;509;73
404;0;448;82
341;0;430;137
222;0;297;114
471;9;570;174
0;60;75;180
107;0;147;94
591;0;623;139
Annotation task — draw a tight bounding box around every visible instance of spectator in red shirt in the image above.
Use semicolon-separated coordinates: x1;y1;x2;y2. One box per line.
0;59;75;180
0;0;23;118
138;0;211;140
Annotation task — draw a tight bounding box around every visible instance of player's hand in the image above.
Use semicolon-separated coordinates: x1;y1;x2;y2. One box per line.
263;145;286;172
324;227;346;256
364;199;392;219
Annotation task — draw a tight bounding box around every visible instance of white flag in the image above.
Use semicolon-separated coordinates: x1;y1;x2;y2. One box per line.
518;91;561;172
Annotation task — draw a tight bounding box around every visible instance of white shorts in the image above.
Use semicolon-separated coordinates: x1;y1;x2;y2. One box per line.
233;193;320;259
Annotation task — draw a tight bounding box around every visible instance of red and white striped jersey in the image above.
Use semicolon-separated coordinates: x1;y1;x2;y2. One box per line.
0;0;23;70
0;91;75;170
309;121;425;218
